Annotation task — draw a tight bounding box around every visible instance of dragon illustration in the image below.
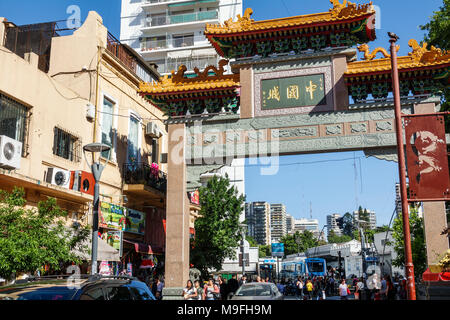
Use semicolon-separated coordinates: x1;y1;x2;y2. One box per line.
358;43;399;60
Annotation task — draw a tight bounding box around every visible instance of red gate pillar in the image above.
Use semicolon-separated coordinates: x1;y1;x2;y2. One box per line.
390;33;417;300
164;123;190;294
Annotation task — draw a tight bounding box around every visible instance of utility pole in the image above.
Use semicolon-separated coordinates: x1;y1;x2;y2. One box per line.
389;32;416;300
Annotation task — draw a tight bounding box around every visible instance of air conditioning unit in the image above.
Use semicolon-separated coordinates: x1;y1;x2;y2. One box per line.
145;122;162;139
70;170;95;196
0;135;22;170
46;167;71;189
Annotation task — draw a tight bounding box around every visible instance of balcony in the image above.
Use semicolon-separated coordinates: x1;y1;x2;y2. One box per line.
140;35;207;52
142;10;218;28
155;55;218;74
123;162;167;194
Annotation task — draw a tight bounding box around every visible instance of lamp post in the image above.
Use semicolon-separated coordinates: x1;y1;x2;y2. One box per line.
239;223;248;277
83;142;111;275
389;32;416;300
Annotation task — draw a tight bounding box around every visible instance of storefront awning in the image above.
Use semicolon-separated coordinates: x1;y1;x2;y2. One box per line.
74;237;121;262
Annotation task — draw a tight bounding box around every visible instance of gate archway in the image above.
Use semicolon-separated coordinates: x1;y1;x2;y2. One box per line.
138;1;450;298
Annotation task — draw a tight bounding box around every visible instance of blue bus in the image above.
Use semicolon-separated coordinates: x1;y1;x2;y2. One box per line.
280;257;326;279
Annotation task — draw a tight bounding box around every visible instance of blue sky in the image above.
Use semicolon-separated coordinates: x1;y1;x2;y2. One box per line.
0;0;443;228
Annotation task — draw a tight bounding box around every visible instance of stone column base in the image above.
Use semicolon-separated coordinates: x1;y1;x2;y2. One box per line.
162;287;185;300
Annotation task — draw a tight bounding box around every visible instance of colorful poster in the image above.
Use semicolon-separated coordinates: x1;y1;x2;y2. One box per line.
189;190;200;205
126;263;133;276
99;202;126;230
106;231;121;251
99;261;111;275
404;114;450;200
125;208;146;235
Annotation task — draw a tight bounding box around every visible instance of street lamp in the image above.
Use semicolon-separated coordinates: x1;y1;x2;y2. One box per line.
355;219;369;278
83;142;111;275
239;223;248;277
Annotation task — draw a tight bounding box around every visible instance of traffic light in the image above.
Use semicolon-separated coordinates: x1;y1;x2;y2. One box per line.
336;217;344;228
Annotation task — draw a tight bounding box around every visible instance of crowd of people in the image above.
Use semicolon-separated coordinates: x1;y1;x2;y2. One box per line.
180;273;409;301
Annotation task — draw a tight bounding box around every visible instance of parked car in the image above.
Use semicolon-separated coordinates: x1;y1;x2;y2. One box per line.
0;275;156;300
229;282;284;300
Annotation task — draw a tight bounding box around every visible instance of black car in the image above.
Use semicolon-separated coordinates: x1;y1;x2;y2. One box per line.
0;275;156;300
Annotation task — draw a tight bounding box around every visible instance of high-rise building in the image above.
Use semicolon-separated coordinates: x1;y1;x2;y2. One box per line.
327;213;343;238
353;209;377;229
286;214;294;235
245;202;271;246
270;204;287;243
120;0;242;75
293;218;319;238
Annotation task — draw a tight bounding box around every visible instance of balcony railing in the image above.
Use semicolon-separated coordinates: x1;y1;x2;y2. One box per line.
123;162;167;193
140;35;207;52
155;55;218;74
143;10;218;27
142;0;218;5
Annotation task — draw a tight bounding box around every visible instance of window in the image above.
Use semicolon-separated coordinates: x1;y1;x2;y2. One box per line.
151;138;159;164
79;288;105;300
104;286;133;300
0;93;29;156
101;97;115;160
53;127;81;162
128;113;141;163
129;285;154;300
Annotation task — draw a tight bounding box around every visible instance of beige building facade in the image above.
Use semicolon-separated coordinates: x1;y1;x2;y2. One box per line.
0;12;168;271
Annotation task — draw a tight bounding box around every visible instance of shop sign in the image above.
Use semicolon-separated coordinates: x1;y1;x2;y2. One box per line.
125;208;146;235
99;261;111;275
99;202;126;230
105;231;123;256
261;74;326;110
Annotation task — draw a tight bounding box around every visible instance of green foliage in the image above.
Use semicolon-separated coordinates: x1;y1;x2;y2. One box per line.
342;212;355;237
280;231;319;256
420;0;450;129
258;245;271;258
190;175;245;278
0;187;90;280
391;205;427;278
246;236;257;247
327;230;352;244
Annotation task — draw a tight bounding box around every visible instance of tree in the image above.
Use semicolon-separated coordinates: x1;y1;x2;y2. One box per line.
391;205;427;278
246;236;257;247
342;212;355;237
258;245;271;258
190;175;245;278
280;231;319;256
420;0;450;129
327;230;352;244
0;187;90;280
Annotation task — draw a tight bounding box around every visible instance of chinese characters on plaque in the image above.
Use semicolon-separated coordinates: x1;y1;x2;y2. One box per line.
261;74;326;110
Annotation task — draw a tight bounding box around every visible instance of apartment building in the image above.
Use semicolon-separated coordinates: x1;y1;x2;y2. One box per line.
270;204;287;243
120;0;242;74
353;209;377;230
293;218;320;238
245;202;271;246
327;213;343;237
0;12;167;270
286;214;294;235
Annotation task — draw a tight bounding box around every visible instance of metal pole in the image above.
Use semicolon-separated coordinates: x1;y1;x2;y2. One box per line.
241;228;245;277
91;162;105;275
389;33;416;300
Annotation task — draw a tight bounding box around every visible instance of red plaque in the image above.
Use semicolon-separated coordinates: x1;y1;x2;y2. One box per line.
404;114;450;200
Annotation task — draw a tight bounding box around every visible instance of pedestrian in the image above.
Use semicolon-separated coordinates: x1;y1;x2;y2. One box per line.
296;277;304;300
329;276;335;296
238;274;246;287
155;277;164;300
256;275;262;283
354;277;364;300
218;276;228;300
204;278;220;300
380;275;387;300
398;279;407;300
339;279;349;300
182;280;195;300
265;277;270;283
193;280;204;300
227;274;239;297
306;279;314;300
385;275;396;300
